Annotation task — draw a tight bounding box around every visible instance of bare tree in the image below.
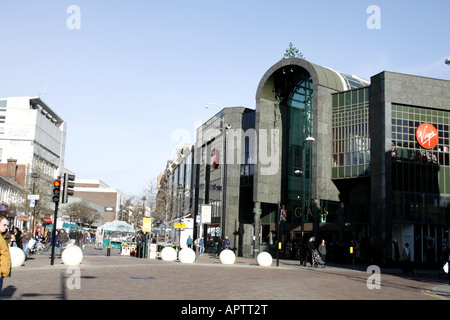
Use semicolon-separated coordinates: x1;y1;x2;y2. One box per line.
64;202;101;228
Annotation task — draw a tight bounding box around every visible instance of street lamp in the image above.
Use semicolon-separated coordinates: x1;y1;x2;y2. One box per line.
446;57;450;66
299;136;315;266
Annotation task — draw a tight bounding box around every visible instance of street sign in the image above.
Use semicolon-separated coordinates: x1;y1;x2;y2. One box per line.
28;194;40;200
174;222;185;229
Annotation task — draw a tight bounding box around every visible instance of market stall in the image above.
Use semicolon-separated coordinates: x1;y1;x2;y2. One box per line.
96;220;135;250
45;221;82;237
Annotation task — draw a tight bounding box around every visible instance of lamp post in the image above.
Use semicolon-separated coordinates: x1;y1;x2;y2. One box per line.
445;57;450;66
295;136;315;266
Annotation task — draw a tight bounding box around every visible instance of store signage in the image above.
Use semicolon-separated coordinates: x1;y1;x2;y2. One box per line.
201;204;211;224
211;149;219;169
142;217;152;232
416;123;438;149
174;222;185;229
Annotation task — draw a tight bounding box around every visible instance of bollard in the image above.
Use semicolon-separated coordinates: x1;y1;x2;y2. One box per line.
107;245;111;256
350;246;354;269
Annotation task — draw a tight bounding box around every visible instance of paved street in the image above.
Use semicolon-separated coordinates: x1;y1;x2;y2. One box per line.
1;244;449;305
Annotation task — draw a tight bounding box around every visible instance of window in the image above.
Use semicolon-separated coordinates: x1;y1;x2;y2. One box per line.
332;87;370;178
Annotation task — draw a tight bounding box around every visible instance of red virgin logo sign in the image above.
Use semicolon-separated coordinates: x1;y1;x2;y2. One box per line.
416;123;438;149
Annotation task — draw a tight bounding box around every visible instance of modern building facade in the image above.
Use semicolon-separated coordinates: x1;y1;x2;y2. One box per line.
0;96;67;181
160;57;450;265
0;96;67;228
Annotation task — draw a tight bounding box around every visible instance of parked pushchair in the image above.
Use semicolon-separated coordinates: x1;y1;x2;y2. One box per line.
312;249;325;268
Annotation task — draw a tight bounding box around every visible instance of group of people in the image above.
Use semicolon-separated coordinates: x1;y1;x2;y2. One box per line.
185;235;232;256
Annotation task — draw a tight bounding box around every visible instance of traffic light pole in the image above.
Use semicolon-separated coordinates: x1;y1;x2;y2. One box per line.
50;201;59;265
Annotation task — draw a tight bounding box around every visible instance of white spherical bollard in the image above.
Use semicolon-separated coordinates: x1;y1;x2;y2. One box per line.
161;246;177;262
61;245;83;266
219;249;235;265
178;248;196;263
9;247;25;268
256;252;273;267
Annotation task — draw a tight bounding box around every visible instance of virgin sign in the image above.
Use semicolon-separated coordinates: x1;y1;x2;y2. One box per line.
416;123;438;149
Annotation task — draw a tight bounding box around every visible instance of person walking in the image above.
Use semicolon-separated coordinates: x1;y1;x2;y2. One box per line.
303;237;316;267
58;229;69;256
0;216;12;295
393;239;400;263
222;235;231;250
401;243;413;276
186;235;193;249
22;228;32;259
199;236;205;255
13;228;22;249
318;239;327;268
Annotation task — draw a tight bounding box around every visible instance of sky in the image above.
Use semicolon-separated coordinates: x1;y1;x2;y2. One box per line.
0;0;449;197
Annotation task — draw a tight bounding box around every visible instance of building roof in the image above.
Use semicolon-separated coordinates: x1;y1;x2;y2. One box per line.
256;58;370;99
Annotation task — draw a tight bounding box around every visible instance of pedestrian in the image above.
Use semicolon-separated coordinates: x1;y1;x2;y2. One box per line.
58;229;69;256
303;237;316;267
318;239;327;268
77;230;83;248
193;237;198;251
50;230;59;256
186;235;193;249
0;216;12;295
22;228;32;259
401;243;413;276
354;240;361;263
393;239;400;263
13;228;22;249
2;230;11;247
199;236;205;255
222;235;231;250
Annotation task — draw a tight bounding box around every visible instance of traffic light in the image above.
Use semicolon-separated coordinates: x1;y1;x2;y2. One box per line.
62;173;76;203
280;209;287;223
52;178;61;203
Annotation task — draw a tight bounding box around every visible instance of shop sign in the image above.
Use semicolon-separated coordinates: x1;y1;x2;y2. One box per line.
416;123;438;149
142;217;152;232
211;149;219;169
43;214;53;223
174;222;185;229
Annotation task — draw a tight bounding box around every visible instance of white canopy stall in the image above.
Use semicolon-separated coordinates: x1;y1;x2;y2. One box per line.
96;220;135;249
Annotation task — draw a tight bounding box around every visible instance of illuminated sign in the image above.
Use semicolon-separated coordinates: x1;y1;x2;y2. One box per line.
416;123;438;149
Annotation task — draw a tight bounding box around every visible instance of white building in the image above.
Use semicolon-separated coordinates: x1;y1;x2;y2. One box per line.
0;96;67;184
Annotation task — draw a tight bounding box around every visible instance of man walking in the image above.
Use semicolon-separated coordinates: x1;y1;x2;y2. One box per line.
401;243;413;276
186;235;193;249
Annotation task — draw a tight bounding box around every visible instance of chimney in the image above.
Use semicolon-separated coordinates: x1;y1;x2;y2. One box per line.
6;158;17;182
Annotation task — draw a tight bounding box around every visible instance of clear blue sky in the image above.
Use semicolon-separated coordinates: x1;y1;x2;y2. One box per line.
0;0;449;196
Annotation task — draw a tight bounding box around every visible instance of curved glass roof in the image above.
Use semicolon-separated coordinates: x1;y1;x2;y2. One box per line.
322;66;370;90
340;73;371;89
